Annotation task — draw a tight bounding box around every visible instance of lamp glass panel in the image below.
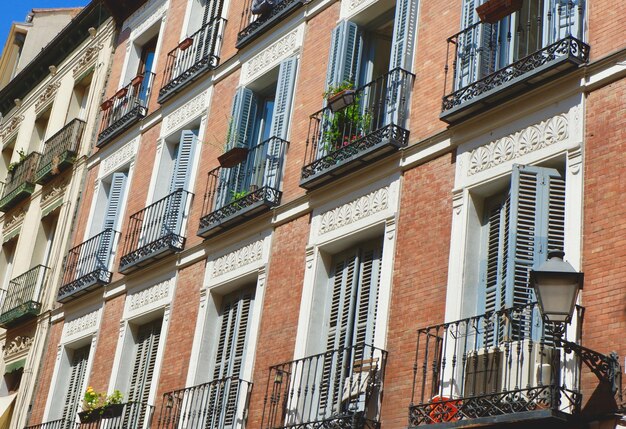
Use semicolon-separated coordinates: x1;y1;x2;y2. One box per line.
535;276;579;322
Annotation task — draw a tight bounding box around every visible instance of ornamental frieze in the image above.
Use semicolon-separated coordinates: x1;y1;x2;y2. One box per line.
35;81;62;112
319;186;390;235
212;240;264;278
3;336;33;360
0;115;24;141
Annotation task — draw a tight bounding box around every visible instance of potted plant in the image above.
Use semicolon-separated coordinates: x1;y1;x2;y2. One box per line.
321;100;370;154
7;150;27;174
78;387;124;423
325;81;356;113
476;0;523;23
218;118;249;168
178;37;194;51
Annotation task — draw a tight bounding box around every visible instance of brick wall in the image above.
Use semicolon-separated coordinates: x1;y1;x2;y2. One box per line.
587;0;626;60
380;151;456;428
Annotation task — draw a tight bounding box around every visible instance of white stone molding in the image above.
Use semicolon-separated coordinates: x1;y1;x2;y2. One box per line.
124;0;169;37
241;25;303;84
40;183;67;213
3;209;26;233
162;90;209;136
73;43;104;78
467;114;569;176
99;137;139;178
62;309;100;342
318;186;390;235
3;336;33;360
124;277;174;319
211;239;264;278
35;81;62;112
1;115;24;142
340;0;375;19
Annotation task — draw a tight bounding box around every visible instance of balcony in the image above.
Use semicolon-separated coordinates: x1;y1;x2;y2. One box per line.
79;402;154;429
440;1;589;123
0;265;47;328
0;152;41;212
158;18;227;103
261;343;387;429
301;68;413;190
119;189;192;274
57;228;119;303
198;137;288;238
35;119;86;185
97;72;156;148
236;0;303;49
408;303;584;428
25;420;79;429
156;377;252;429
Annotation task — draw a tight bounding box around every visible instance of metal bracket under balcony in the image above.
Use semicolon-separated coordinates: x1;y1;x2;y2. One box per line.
0;152;41;212
408;303;585;429
57;229;118;303
441;36;589;124
35;118;85;185
97;72;155;148
236;0;303;49
0;265;47;328
119;190;192;274
158;18;226;104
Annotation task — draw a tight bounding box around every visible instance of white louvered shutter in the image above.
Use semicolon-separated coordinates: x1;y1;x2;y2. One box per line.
353;244;382;352
127;319;162;425
208;291;254;428
457;0;478;89
62;346;90;422
326;21;363;88
264;57;297;189
389;0;416;71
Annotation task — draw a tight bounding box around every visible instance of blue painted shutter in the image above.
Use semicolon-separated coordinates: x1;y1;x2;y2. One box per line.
228;87;258;150
97;172;127;270
457;0;478;89
170;130;198;193
264;57;297;189
326;21;363;88
480;165;565;342
62;346;90;422
389;0;416;71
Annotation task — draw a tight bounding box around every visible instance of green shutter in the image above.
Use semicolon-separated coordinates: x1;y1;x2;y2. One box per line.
325;21;363;88
62;346;90;422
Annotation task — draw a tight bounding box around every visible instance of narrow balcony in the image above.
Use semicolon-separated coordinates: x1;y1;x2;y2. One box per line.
441;0;589;123
301;68;413;190
25;419;79;429
158;18;227;103
156;377;252;429
79;401;154;429
57;228;119;303
0;152;41;212
236;0;304;49
261;343;387;429
35;119;85;185
97;72;156;148
119;189;192;274
408;303;584;429
0;265;48;328
198;137;288;238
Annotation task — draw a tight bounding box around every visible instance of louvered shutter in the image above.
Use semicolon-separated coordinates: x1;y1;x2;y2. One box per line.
263;57;297;189
457;0;478;89
208;291;254;428
62;346;90;422
228;87;258;150
326;21;363;88
480;165;566;342
353;244;382;350
93;172;127;273
389;0;416;71
127;319;162;425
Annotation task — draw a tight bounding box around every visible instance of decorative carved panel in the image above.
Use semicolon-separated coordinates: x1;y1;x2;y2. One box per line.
319;186;390;235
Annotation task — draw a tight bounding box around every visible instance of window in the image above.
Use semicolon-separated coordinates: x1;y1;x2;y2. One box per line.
476;164;565;342
61;345;90;422
186;0;223;34
30;108;51;153
31;212;58;270
0;240;16;292
1;138;15;181
66;73;93;122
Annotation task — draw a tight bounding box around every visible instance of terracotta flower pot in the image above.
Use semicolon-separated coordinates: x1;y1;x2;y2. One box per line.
115;87;128;99
178;37;194;51
131;75;144;86
476;0;523;23
327;89;356;113
100;99;113;111
218;147;249;168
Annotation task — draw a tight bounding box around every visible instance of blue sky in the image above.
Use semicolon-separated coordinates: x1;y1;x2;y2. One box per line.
0;0;90;51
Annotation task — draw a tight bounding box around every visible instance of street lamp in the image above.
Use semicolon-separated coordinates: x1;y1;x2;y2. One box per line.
530;251;621;395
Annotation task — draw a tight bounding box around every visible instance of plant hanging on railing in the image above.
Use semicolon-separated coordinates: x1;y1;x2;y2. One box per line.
79;387;124;423
321;87;371;154
7;150;27;174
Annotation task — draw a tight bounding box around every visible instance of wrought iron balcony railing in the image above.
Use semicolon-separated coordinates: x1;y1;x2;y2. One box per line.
441;0;588;123
198;137;288;238
97;72;156;148
119;189;192;274
159;18;226;103
0;151;41;212
236;0;303;49
25;419;80;429
261;343;387;429
157;377;252;429
0;265;48;328
79;401;154;429
408;303;585;427
35;119;86;185
57;228;119;303
301;68;413;190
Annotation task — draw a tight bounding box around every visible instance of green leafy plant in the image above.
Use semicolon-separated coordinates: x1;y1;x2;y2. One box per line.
321;102;371;154
7;149;27;174
323;81;354;99
82;387;124;414
230;189;249;202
